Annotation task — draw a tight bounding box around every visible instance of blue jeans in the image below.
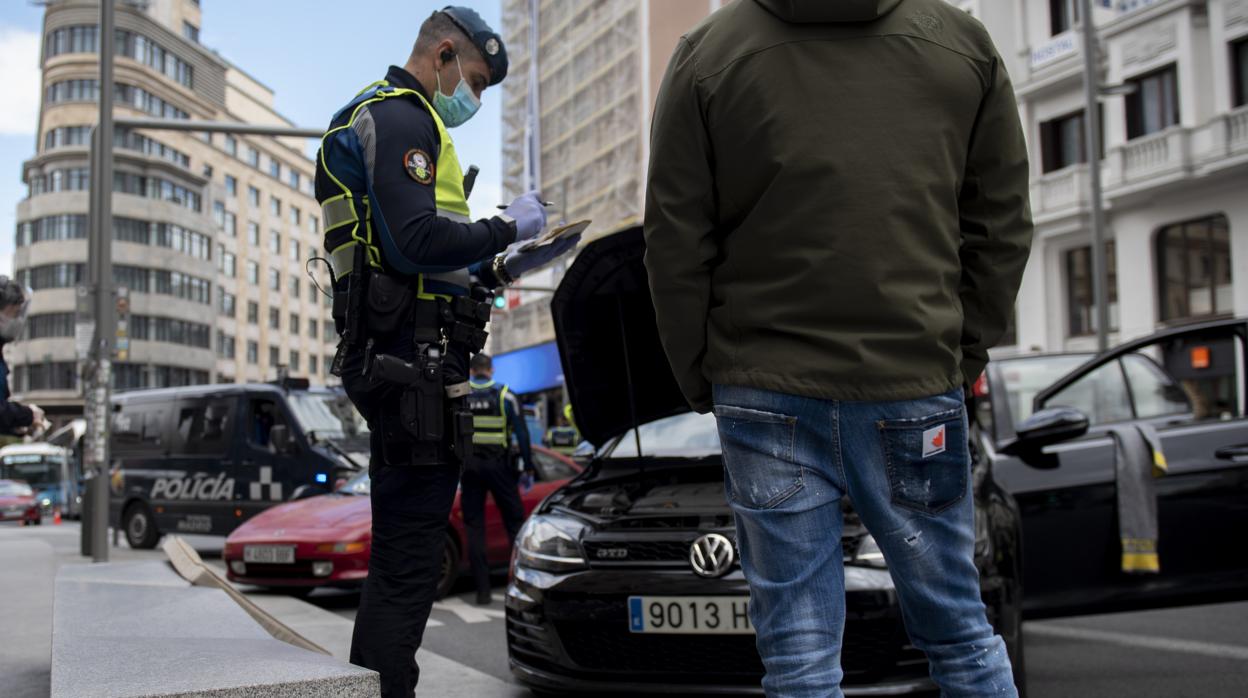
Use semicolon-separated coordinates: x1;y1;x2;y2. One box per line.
713;384;1017;698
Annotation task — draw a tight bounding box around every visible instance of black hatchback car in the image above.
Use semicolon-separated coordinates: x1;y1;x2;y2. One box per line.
505;227;1025;695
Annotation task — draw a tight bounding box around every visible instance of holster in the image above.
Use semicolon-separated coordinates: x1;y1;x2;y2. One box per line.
330;245;369;377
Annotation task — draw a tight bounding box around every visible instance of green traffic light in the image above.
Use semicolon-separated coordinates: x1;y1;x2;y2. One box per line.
493;295;506;309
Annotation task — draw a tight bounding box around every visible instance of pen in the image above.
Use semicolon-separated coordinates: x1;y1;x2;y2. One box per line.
496;201;556;208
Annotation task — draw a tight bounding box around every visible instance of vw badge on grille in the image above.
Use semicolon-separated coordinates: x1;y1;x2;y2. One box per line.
689;533;735;578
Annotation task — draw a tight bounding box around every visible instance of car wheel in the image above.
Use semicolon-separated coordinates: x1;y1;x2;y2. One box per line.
123;501;160;549
435;532;460;600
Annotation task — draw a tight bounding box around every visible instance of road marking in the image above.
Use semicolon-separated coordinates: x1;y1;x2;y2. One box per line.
1029;623;1248;661
432;597;506;624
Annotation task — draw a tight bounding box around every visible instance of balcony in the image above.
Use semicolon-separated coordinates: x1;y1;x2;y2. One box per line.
1030;165;1094;221
1105;126;1193;194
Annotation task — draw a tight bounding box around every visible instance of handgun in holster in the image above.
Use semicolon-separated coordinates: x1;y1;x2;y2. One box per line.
371;350;444;444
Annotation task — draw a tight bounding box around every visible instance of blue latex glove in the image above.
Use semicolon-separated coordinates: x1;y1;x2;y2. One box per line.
519;471;535;494
500;191;548;242
503;233;582;280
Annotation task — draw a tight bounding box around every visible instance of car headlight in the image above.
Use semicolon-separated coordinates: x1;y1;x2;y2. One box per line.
41;498;52;507
852;534;888;569
515;515;587;573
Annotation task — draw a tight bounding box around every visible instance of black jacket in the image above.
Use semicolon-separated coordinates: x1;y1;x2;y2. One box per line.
0;342;34;435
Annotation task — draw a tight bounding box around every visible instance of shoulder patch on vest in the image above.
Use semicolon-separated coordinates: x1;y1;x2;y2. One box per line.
404;148;434;184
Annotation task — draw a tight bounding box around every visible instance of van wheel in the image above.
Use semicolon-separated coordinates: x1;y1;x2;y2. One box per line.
435;532;460;600
123;502;160;549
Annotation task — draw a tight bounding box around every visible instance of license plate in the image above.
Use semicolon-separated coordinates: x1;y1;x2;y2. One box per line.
243;545;295;564
628;596;753;635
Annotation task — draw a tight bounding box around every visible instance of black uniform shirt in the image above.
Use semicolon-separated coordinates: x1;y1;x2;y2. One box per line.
315;65;512;284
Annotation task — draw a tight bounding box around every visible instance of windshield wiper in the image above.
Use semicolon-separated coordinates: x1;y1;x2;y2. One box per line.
308;431;364;470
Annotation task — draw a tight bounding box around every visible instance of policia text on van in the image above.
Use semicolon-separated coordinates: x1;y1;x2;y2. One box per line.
108;381;368;549
313;8;580;697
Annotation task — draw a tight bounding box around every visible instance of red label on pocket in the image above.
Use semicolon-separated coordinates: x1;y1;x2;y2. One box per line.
922;425;946;459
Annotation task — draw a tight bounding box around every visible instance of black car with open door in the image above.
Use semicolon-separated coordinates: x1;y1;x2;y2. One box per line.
505;227;1026;695
978;317;1248;617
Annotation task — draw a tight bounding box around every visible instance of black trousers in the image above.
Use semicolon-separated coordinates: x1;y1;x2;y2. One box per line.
460;452;526;596
341;341;463;698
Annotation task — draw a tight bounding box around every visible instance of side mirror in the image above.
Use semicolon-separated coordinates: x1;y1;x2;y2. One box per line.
999;407;1090;458
269;425;294;454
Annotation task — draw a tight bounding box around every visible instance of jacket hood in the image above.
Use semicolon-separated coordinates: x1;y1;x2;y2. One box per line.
551;227;690;447
752;0;903;23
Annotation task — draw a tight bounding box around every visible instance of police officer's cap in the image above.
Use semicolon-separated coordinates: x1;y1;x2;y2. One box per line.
440;6;508;86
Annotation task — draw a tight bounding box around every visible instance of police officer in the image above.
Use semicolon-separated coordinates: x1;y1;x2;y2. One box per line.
314;8;580;696
462;353;531;605
0;278;45;435
544;410;578;457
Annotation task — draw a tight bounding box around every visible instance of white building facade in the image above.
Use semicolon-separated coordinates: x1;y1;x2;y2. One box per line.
954;0;1248;356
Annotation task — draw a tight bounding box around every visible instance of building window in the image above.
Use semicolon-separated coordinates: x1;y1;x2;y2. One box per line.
183;21;199;43
289;239;300;262
309;355;318;376
1066;241;1119;337
1039;110;1104;173
247;221;260;245
268;268;281;291
217;331;235;359
247;147;260;168
225;135;237;157
289;351;301;372
221;251;237;277
270;196;281;217
269;230;281;255
1234;38;1248;108
1156;215;1233;323
290;207;301;226
224;174;237;197
290;313;300;334
289;275;301;298
269;307;281;329
270;159;282;180
269;346;280;367
247;340;259;364
247;301;259;324
248;186;260;207
290;170;301;190
1126;65;1179;140
246;261;259;284
224;212;236;237
1050;0;1077;36
219;290;236;317
309;318;318;340
309;215;319;235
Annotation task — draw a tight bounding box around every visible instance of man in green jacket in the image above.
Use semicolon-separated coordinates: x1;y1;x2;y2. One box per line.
644;0;1032;695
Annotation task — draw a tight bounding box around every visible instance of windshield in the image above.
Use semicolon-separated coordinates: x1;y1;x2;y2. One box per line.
287;392;370;440
996;354;1093;428
0;481;34;497
607;412;721;459
1;455;61;488
338;470;371;495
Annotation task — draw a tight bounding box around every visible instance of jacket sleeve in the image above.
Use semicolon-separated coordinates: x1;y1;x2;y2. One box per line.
957;53;1034;387
504;393;533;470
643;38;718;414
366;102;516;274
0;400;34;435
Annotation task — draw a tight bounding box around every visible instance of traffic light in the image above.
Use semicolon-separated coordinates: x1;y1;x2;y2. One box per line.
493;294;506;309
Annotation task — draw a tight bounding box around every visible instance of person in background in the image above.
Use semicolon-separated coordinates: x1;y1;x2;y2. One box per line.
644;1;1032;695
0;278;46;436
463;353;533;605
544;410;578;456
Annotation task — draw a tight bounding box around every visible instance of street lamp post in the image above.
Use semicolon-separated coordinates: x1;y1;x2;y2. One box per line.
1079;0;1111;353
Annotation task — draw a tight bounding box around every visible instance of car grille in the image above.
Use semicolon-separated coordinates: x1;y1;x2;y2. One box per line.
552;617;925;682
581;536;859;568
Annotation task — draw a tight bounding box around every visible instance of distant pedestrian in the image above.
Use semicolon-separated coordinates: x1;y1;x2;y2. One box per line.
645;1;1033;696
0;278;45;435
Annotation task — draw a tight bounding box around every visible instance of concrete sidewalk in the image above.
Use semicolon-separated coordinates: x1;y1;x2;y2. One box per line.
0;525;528;698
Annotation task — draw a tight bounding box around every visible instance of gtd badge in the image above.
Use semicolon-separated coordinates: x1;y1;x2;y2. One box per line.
689;533;735;578
596;547;628;560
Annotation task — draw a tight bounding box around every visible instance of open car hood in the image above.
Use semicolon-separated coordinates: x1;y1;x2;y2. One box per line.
551;226;691;447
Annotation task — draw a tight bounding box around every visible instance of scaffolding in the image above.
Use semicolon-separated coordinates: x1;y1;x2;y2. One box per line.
500;0;644;238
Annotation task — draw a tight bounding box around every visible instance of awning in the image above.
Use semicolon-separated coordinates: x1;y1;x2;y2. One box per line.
492;341;564;395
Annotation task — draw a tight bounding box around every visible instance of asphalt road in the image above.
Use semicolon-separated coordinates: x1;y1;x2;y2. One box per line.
13;521;1248;696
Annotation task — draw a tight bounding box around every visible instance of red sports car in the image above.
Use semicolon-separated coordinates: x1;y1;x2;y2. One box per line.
0;480;42;525
224;446;581;596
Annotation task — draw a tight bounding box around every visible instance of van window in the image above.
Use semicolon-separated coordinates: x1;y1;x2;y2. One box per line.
175;397;235;456
247;397;289;452
113;402;170;455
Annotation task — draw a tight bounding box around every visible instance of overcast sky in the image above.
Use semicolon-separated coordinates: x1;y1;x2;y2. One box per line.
0;0;504;278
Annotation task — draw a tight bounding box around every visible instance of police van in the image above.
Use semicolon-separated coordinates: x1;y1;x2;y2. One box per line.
109;379;368;549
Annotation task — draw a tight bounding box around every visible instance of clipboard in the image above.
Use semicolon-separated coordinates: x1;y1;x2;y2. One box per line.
518;219;591;251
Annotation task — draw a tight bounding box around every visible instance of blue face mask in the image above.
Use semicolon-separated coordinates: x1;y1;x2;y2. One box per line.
433;55;481;128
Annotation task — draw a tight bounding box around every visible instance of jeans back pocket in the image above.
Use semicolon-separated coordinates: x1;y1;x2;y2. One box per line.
878;407;968;515
713;404;802;510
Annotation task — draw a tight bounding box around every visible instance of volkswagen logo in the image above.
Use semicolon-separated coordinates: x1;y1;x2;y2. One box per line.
689;533;735;578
